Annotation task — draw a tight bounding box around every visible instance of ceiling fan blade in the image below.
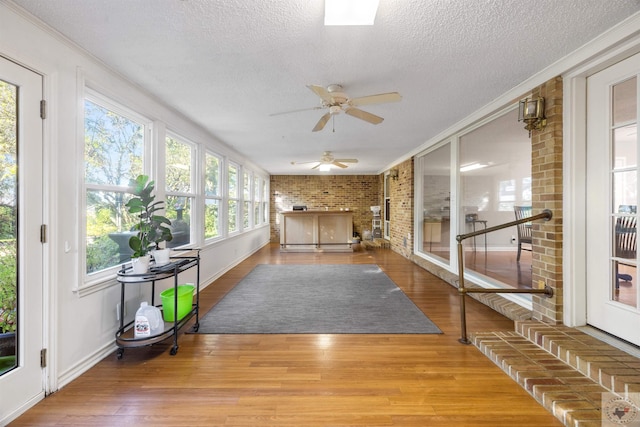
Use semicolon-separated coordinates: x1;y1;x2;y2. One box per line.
307;85;333;103
334;158;358;164
344;107;384;125
311;163;321;170
270;106;323;116
333;162;348;168
349;92;402;106
312;112;331;132
291;160;319;165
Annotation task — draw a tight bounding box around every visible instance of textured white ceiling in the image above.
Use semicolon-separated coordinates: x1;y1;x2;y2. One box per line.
10;0;640;174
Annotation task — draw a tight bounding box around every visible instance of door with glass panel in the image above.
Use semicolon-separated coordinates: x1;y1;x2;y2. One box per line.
586;53;640;345
0;57;44;422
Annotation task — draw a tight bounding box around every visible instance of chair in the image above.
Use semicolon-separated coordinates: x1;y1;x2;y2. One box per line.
514;206;532;261
615;216;636;289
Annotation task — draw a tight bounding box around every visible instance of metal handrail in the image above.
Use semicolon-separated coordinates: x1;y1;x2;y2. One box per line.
456;209;554;344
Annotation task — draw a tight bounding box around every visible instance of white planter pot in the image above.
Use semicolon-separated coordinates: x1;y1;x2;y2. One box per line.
131;255;151;274
151;248;171;265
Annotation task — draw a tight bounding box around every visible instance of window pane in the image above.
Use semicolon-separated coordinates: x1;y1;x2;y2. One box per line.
205;199;220;239
254;177;260;200
458;108;532;289
205;153;220;197
228;164;238;198
244;172;251;200
86;190;135;273
166;136;192;193
244;200;250;228
228;200;238;232
166;196;191;248
0;79;17;374
254;202;260;225
613;125;637;169
84;99;143;186
613;77;637;126
420;143;451;261
263;201;268;223
613;171;638;214
613;216;637;308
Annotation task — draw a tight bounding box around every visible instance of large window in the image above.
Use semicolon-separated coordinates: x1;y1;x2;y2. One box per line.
228;163;239;233
253;176;261;226
243;170;252;229
82;92;267;282
262;178;269;224
165;134;196;248
419;143;451;261
84;94;148;275
417;107;532;290
204;151;221;240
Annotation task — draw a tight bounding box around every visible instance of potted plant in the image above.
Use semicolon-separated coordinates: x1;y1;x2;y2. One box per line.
126;175;173;273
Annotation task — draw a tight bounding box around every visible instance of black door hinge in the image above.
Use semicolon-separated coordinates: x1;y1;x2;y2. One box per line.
40;100;46;119
40;348;47;368
40;224;47;243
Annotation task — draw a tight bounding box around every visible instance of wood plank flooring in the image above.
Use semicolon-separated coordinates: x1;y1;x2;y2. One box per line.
11;244;562;426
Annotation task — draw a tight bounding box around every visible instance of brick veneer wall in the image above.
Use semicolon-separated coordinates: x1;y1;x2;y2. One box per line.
269;175;381;242
530;77;564;324
389;159;414;258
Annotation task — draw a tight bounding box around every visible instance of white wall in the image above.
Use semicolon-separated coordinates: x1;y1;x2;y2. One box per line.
0;2;270;391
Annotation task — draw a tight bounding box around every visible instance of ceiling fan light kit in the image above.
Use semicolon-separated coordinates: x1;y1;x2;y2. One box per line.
292;151;359;171
271;84;401;132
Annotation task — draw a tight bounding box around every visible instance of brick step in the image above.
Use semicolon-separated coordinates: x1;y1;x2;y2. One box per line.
471;321;640;426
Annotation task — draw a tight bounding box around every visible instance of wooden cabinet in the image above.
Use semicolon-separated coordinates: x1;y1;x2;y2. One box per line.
280;211;353;252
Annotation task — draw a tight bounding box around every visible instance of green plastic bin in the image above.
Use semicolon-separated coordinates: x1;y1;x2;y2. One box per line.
160;284;195;322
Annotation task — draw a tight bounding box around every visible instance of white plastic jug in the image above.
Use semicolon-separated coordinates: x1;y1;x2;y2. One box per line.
134;301;163;338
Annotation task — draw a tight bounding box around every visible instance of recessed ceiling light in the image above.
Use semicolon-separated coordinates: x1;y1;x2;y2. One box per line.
324;0;380;26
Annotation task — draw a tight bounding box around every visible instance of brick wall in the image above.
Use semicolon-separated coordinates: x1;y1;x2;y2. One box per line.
270;175;381;242
389;159;414;258
529;77;564;324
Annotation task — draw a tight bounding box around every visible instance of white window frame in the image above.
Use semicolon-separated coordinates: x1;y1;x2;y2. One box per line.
227;161;240;235
81;89;152;288
204;150;223;242
165;131;198;249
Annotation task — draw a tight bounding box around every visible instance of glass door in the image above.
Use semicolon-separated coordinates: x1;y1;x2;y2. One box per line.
0;57;44;423
586;52;640;345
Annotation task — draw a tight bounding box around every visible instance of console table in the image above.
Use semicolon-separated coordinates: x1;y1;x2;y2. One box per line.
280;211;353;252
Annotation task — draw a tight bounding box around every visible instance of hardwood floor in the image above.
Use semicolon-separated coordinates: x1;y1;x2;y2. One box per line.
11;244;562;426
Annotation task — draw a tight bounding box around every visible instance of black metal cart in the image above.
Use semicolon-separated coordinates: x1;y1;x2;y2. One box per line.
115;249;200;359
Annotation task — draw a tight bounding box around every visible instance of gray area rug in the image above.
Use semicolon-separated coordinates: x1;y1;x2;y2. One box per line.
197;264;442;334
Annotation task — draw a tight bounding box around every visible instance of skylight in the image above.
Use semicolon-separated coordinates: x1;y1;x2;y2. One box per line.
324;0;380;26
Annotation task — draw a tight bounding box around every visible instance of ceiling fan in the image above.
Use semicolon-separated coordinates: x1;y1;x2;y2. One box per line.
291;151;358;170
271;84;402;132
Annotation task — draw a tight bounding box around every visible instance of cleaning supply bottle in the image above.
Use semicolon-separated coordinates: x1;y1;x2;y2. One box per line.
134;301;163;338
